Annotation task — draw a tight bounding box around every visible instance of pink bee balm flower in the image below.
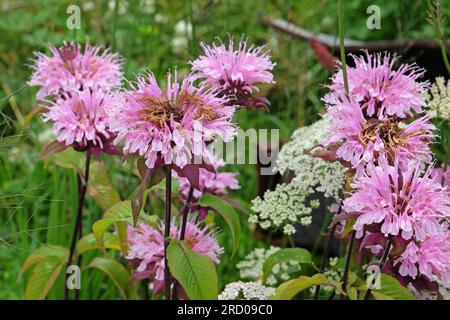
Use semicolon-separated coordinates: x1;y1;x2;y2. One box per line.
191;39;275;109
344;160;450;241
324;51;429;120
108;71;236;169
325;95;434;172
431;164;450;189
175;157;240;200
126;221;223;281
29;42;123;100
396;233;450;285
43;88;119;153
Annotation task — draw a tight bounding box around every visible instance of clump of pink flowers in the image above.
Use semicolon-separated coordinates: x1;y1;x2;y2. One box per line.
344;160;450;241
324;51;429;120
29;42;123;99
325;94;434;173
43;88;120;155
395;232;450;285
323;52;434;174
108;71;236;169
191;38;275;110
321;50;450;294
126;221;222;289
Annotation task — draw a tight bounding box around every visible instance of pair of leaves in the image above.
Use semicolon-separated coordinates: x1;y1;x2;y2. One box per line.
21;243;132;300
167;239;218;300
20;246;69;300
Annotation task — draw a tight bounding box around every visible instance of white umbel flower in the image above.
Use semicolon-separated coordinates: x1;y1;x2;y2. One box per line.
250;183;313;235
276;116;346;199
250;118;345;235
425;77;450;120
218;281;275;300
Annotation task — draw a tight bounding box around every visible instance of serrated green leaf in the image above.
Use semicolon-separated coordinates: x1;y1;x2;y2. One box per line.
271;274;328;300
262;248;311;281
198;193;241;256
87;257;131;300
167;239;218;300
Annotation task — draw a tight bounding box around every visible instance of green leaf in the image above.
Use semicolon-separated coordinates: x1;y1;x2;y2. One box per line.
342;218;356;238
262;248;311;281
372;274;415;300
88;161;121;211
92;201;133;251
76;232;121;255
198;193;241;256
167;239;218;300
131;160;167;226
20;245;68;276
39;140;67;160
87;257;131;300
271;274;328;300
24;256;65;300
53;147;84;175
347;287;358;300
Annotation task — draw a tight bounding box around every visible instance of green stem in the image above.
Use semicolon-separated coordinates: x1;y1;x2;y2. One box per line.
338;0;349;93
188;0;196;57
111;0;120;51
439;39;450;75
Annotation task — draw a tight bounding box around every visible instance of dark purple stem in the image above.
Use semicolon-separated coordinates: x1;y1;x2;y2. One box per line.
64;149;90;300
363;239;392;300
164;167;172;300
340;230;356;300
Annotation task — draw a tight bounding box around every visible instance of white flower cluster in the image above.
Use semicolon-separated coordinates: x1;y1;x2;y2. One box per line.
250;118;345;235
236;246;302;286
276;117;346;199
426;77;450;120
218;281;275;300
250;183;316;235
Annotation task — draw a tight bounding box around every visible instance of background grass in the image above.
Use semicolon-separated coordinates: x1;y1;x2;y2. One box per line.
1;0;448;299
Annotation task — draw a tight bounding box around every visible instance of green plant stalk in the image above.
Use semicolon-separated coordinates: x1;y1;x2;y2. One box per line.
338;0;349;93
64;149;91;300
188;0;196;57
439;39;450;75
164;167;172;300
111;0;120;51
